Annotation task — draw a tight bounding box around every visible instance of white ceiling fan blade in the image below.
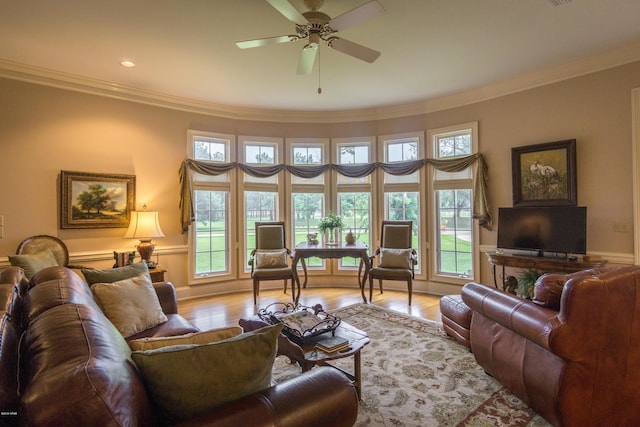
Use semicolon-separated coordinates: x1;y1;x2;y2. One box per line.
296;44;318;75
236;35;298;49
327;37;381;63
329;0;385;32
266;0;308;26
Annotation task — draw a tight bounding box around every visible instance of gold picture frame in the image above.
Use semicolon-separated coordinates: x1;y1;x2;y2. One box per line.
511;139;577;207
60;171;135;229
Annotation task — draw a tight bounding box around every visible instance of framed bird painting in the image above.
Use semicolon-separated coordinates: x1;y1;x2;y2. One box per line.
511;139;577;207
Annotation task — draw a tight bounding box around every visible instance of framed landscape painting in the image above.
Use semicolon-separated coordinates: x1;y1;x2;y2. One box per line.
60;171;135;229
511;139;577;207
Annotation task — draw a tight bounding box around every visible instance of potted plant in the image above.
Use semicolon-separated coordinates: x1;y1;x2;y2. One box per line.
517;268;544;299
318;211;344;246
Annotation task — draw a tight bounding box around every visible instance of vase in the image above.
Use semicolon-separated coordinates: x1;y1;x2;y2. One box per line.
325;228;338;246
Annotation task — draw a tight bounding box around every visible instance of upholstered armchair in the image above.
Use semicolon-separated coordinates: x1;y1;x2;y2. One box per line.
461;266;640;427
248;221;296;305
368;220;417;305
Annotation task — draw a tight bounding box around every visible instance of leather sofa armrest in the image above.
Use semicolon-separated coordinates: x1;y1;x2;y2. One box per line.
152;281;179;314
176;367;358;427
461;282;559;351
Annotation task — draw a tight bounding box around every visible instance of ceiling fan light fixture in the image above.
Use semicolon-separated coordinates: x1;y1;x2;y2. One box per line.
238;0;384;74
308;32;320;47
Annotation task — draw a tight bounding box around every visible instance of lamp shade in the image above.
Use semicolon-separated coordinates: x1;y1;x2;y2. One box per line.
124;211;165;239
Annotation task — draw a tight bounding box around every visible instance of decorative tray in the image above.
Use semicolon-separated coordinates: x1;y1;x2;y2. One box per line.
258;302;341;345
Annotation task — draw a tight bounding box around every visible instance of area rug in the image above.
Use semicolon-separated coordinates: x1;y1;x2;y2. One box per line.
271;303;552;427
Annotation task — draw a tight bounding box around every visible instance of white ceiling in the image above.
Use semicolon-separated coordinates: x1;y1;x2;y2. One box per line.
2;0;640;113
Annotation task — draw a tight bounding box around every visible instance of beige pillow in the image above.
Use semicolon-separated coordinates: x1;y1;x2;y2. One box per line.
91;273;167;338
129;327;243;351
255;249;287;268
379;248;412;269
131;323;283;424
8;249;59;279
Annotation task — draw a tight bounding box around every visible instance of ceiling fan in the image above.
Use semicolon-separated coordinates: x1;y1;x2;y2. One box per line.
236;0;385;75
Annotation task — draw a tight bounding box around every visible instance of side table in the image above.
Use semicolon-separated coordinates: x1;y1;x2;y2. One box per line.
292;242;370;303
485;252;608;289
148;265;167;283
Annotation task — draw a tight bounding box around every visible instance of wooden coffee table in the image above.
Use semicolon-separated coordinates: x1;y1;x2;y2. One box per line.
240;318;369;399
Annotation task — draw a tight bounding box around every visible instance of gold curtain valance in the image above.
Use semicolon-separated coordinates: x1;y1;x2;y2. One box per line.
179;153;491;233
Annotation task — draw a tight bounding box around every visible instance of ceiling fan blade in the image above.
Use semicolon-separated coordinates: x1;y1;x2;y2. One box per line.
329;0;385;32
296;44;318;75
327;37;381;63
236;34;298;49
266;0;308;26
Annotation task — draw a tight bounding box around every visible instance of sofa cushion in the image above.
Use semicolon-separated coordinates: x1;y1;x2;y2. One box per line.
8;249;59;280
131;323;283;425
82;261;149;286
0;314;21;416
378;248;412;269
255;249;288;268
129;326;242;351
23;271;99;326
125;314;200;341
20;303;154;426
92;273;167;338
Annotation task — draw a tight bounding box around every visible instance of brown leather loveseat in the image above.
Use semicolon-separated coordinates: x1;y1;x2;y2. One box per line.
0;266;358;426
461;266;640;427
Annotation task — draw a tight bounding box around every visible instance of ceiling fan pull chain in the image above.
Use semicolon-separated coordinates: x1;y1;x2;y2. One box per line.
317;46;322;94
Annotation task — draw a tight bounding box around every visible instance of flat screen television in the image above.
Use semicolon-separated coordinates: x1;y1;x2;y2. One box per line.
497;206;587;257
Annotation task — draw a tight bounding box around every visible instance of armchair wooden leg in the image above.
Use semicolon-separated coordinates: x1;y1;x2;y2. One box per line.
283;279;288;294
253;279;259;305
369;275;374;303
378;279;384;294
408;278;412;306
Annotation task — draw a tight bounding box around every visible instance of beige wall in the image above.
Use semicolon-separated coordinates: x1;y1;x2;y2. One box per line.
1;60;639;294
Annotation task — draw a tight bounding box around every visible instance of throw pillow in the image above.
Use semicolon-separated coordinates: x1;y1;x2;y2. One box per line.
378;248;412;269
255;249;288;268
128;327;243;351
91;273;167;338
131;323;283;424
8;249;59;279
82;261;149;286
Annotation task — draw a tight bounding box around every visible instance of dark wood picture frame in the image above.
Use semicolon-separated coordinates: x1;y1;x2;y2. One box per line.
511;139;577;207
60;171;135;229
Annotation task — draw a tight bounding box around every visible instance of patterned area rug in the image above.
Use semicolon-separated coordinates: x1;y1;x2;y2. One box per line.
271;303;552;427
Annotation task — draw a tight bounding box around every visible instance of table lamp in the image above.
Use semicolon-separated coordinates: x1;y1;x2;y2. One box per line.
124;206;165;268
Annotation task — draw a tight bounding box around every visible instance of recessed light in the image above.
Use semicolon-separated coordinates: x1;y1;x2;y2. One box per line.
119;59;136;68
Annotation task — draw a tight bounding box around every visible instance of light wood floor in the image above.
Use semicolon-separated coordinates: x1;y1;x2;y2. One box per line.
178;286;443;331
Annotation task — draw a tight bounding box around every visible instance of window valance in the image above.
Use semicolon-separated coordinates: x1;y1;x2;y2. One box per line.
179;153;491;233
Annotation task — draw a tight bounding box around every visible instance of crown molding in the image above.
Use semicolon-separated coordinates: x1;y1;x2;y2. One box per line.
2;40;640;123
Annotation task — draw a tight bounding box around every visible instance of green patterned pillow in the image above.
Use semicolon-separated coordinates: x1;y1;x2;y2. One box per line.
82;261;149;285
8;249;59;279
131;323;282;424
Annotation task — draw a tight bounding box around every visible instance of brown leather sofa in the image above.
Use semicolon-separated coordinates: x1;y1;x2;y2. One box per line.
0;266;358;426
461;266;640;427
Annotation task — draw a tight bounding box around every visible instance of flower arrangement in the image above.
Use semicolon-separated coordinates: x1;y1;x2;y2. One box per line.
318;211;344;233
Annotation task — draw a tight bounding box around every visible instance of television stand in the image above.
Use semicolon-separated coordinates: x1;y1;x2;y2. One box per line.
486;252;608;289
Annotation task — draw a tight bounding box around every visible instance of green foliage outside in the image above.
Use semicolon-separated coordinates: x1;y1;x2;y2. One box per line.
439;234;472;275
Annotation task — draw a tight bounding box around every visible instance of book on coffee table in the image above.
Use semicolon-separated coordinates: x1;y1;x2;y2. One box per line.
315;335;349;353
